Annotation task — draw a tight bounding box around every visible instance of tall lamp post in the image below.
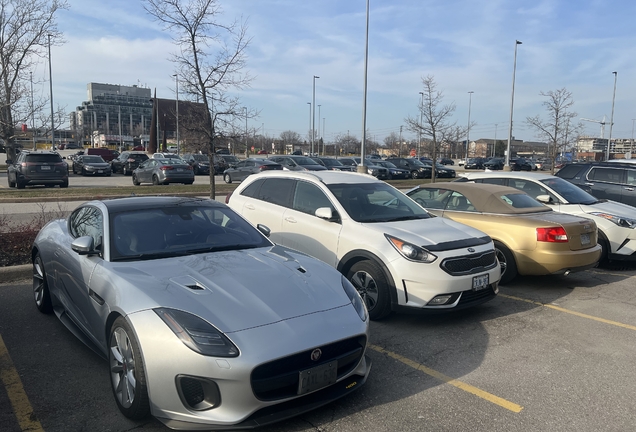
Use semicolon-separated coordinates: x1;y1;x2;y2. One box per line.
505;40;522;171
173;74;180;155
306;102;311;153
466;91;474;159
606;71;617;161
30;72;35;150
631;119;635;158
418;92;424;157
312;76;319;155
243;106;248;155
359;0;370;172
48;34;55;149
317;104;321;155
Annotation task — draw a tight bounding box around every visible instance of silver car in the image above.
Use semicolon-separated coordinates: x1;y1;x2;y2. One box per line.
132;157;195;185
31;196;371;429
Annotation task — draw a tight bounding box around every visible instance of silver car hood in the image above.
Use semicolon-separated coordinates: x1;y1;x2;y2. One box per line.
112;246;350;333
368;217;489;249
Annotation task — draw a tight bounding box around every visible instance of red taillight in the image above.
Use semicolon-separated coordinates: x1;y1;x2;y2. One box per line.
536;227;568;243
160;166;174;171
127;158;135;162
258;164;272;171
225;192;233;204
186;165;193;170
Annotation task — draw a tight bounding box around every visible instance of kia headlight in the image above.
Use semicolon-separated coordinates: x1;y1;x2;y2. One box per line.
341;275;367;321
590;212;636;229
385;234;437;263
155;308;239;357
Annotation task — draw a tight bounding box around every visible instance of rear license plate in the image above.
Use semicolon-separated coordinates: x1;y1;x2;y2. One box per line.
297;361;337;395
472;274;489;291
580;233;590;245
177;168;183;172
40;165;51;170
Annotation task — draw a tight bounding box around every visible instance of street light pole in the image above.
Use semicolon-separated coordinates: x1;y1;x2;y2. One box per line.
493;124;498;157
173;74;180;155
607;71;617;161
359;0;370;172
243;106;248;156
418;92;425;157
466;91;474;159
505;40;522;171
631;119;635;158
312;76;319;155
317;104;321;155
30;72;35;150
48;34;55;149
306;102;311;154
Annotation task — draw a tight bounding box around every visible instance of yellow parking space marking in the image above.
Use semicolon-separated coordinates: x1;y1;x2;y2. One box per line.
499;293;636;331
368;344;523;413
0;334;44;432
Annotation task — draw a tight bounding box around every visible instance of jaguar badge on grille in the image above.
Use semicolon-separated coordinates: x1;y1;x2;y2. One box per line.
310;348;322;361
468;247;475;253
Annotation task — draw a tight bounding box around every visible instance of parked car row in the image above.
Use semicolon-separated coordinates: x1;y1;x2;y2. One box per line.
457;171;636;266
29;162;625;430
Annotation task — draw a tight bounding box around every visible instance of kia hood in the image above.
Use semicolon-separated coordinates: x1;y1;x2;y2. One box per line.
369;217;491;250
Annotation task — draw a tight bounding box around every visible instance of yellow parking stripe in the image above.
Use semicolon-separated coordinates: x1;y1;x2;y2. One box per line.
368;344;524;413
499;293;636;331
0;334;44;432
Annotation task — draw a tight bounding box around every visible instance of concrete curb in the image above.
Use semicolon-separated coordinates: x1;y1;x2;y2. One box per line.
0;264;31;283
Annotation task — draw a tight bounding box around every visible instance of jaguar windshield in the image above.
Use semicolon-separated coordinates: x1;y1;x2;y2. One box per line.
540;177;599;205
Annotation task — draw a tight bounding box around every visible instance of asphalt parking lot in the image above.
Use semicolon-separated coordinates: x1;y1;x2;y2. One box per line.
2;266;636;432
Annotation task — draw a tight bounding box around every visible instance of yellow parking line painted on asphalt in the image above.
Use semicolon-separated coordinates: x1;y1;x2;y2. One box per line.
499;293;636;331
368;344;524;413
0;334;44;432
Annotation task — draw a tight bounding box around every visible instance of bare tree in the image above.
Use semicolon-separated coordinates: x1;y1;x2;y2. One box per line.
525;88;582;173
144;0;252;199
279;130;302;154
0;0;68;161
405;75;458;182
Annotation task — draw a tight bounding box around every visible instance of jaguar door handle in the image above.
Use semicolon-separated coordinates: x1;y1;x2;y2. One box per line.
284;217;297;223
624;187;634;191
245;204;255;210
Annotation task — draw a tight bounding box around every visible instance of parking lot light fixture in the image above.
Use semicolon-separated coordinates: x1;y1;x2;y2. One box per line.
505;40;522;171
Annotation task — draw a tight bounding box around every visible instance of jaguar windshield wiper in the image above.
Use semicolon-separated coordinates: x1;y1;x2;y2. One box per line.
185;244;260;254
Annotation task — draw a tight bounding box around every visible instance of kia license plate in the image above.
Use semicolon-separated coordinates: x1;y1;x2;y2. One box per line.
580;233;590;245
472;274;489;291
297;361;337;395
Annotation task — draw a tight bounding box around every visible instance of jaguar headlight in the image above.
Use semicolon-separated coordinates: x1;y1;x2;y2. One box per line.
341;275;367;321
155;308;239;357
590;212;636;229
385;234;437;263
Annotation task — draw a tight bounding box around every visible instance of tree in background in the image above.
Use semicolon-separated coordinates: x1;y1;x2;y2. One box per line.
279;130;302;154
525;88;582;174
144;0;252;199
0;0;68;162
405;75;459;182
383;132;401;156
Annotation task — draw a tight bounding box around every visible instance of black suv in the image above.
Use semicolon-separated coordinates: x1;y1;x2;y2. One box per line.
384;157;432;178
110;151;149;175
6;151;68;189
555;161;636;207
182;153;213;175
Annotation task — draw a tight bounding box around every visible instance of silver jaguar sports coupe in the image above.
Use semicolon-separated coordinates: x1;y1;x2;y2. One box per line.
31;196;371;430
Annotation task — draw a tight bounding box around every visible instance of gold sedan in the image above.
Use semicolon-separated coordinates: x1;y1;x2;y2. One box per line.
407;183;601;284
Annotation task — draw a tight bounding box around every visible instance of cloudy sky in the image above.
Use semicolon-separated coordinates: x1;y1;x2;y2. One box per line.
40;0;636;144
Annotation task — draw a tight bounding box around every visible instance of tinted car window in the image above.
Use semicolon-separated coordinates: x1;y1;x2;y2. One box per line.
240;178;264;198
556;164;587;179
499;193;545;209
588;167;623;183
292;181;334;215
69;206;104;248
25;154;63;163
257;178;295;207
